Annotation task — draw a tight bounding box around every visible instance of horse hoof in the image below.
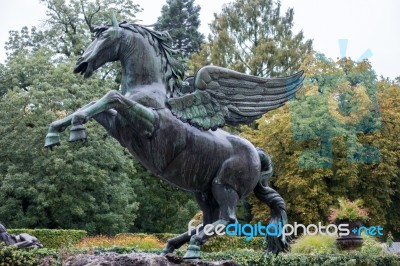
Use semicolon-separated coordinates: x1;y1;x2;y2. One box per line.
69;125;87;142
44;132;60;148
183;244;201;260
160;247;174;256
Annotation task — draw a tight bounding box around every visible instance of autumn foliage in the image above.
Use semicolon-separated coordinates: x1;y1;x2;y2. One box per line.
242;54;400;239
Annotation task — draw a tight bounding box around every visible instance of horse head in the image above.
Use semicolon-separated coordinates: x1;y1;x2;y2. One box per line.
74;14;121;78
74;15;185;96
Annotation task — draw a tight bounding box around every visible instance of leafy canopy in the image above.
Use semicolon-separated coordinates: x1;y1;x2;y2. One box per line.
155;0;204;58
189;0;312;76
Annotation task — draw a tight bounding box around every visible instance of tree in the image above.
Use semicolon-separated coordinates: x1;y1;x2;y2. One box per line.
6;0;142;59
4;0;142;92
0;50;139;235
375;78;400;239
155;0;204;58
131;165;198;233
189;0;312;76
0;0;200;234
242;54;400;239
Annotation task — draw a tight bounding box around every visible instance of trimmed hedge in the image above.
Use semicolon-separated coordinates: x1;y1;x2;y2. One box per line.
8;229;87;249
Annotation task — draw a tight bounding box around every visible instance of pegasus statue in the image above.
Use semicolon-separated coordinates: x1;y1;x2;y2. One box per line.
45;15;303;259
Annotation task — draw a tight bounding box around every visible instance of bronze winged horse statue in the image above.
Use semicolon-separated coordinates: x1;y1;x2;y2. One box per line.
44;15;303;259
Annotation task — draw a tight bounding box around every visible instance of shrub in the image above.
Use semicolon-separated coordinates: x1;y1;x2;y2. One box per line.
0;244;38;266
0;243;76;266
291;234;338;254
387;232;394;248
290;233;384;256
360;235;384;256
8;229;87;249
202;235;264;252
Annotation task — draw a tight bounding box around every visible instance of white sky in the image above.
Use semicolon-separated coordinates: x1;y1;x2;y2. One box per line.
1;0;399;79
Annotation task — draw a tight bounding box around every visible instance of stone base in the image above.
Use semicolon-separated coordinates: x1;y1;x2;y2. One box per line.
64;252;239;266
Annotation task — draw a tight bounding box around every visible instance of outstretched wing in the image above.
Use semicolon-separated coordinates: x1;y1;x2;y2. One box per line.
167;66;304;130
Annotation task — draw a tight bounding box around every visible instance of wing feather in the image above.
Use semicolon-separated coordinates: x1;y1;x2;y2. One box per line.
167;66;303;130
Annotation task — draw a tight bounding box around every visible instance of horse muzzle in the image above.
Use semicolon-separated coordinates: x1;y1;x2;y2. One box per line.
74;60;93;78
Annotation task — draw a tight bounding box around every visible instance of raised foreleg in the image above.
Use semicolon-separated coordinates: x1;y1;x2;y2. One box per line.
45;101;97;147
68;90;158;142
45;90;158;147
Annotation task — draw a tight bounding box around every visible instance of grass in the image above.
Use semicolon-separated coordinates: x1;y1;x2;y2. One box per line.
75;233;165;250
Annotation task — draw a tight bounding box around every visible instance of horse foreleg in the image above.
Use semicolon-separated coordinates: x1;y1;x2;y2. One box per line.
45;101;97;147
69;90;158;142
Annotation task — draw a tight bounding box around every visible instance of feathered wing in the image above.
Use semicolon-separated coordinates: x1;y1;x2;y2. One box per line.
167;66;304;130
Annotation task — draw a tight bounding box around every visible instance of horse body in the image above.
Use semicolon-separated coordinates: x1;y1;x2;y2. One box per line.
45;17;291;258
115;101;260;194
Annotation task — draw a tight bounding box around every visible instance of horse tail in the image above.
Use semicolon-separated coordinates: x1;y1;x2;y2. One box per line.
254;148;290;254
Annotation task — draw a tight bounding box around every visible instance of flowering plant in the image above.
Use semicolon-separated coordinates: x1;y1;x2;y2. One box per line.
328;198;369;223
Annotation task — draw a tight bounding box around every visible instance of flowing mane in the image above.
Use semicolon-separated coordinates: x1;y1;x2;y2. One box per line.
94;22;185;97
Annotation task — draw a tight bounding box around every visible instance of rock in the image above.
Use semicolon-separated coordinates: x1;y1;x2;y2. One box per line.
64;252;239;266
385;242;400;255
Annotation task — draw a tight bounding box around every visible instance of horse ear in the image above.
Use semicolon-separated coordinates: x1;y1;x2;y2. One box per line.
111;12;119;29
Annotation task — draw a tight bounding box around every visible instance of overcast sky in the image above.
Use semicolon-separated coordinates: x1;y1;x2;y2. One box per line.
1;0;399;79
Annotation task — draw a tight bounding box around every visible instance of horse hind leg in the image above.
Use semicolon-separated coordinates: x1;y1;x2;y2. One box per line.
161;227;202;256
184;182;239;259
161;191;218;256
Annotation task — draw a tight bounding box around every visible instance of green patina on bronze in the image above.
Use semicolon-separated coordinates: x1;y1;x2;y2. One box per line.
45;15;303;259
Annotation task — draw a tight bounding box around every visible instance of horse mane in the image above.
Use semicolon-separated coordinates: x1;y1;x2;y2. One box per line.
94;22;185;98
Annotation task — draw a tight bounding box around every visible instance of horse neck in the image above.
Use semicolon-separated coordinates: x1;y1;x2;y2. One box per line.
119;34;166;99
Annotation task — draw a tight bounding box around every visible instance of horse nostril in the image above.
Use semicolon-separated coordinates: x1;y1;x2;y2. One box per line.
73;62;88;74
